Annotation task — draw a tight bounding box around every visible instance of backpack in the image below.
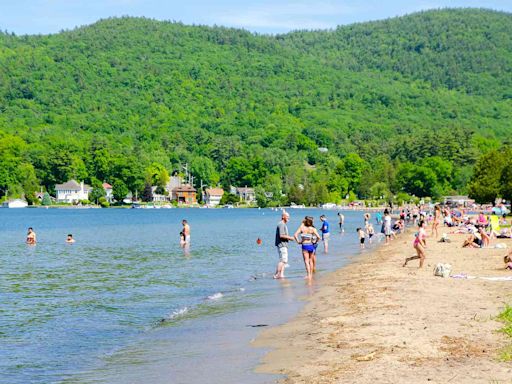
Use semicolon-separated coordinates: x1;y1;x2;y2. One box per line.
433;263;452;278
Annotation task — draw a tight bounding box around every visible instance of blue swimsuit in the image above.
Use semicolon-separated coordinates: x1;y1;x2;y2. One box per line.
301;233;315;252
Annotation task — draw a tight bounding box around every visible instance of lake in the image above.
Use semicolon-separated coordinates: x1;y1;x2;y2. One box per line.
0;208;372;383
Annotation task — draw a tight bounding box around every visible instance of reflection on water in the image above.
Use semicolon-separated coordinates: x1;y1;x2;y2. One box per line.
0;208;366;383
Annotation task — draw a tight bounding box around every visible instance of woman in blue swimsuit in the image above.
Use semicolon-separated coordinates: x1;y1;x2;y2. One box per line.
294;217;321;280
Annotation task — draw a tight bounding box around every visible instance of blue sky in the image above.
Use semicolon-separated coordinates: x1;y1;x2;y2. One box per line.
1;0;511;35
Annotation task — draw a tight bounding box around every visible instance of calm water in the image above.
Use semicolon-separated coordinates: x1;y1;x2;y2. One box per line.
0;208;373;384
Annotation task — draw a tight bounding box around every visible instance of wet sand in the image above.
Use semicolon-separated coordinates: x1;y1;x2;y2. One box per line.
254;230;512;383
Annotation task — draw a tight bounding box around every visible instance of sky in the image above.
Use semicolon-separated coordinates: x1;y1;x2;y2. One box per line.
0;0;511;35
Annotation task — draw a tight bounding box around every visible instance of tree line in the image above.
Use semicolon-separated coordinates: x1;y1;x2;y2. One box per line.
0;9;511;205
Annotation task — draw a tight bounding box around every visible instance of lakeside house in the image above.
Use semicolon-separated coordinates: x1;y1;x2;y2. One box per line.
205;188;224;207
102;183;113;203
55;180;91;203
173;184;197;205
442;195;475;207
1;199;28;208
151;186;169;202
230;186;256;204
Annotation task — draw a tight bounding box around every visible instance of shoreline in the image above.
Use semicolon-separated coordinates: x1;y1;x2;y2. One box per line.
253;230;512;383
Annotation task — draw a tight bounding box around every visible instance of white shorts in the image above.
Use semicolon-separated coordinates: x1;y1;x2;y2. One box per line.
322;233;330;241
277;247;288;263
185;235;191;244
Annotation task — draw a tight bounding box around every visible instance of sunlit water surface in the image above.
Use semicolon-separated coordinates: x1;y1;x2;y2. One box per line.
0;208;373;383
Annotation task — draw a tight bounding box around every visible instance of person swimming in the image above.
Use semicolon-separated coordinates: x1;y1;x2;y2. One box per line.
66;234;76;243
26;227;37;245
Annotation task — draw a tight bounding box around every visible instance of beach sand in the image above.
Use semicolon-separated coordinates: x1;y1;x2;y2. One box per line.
254;231;512;383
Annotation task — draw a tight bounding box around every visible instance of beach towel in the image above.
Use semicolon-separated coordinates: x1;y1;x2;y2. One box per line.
490;215;501;232
450;273;512;281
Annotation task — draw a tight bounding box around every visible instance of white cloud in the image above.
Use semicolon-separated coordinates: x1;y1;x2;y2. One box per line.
213;1;363;31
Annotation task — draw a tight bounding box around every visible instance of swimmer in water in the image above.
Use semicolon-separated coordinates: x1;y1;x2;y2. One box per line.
26;227;37;245
182;219;190;245
66;234;76;243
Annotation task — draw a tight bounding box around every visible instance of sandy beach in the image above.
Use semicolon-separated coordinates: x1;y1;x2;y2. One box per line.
254;230;512;383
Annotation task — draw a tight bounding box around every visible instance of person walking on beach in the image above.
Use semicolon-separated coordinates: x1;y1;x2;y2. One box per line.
320;214;330;253
382;209;392;245
337;212;345;232
403;220;427;268
432;205;441;239
182;220;190;245
274;211;294;279
26;227;37;245
294;216;321;280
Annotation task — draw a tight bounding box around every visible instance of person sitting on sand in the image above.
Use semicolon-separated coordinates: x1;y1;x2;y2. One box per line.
462;229;483;248
478;226;490;247
66;234;76;243
497;228;512;239
403;220;427;268
504;251;512;270
477;212;488;227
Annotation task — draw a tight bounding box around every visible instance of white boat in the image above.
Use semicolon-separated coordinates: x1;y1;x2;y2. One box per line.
1;199;28;208
321;203;337;210
288;203;306;209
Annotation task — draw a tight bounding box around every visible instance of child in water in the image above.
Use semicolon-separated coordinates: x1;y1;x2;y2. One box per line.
357;227;366;249
366;223;375;244
179;231;186;247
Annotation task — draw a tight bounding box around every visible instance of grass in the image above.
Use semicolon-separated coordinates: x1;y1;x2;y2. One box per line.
497;305;512;361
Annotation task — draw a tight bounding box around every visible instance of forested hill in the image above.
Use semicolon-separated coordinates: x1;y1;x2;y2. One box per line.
0;8;511;205
280;8;512;98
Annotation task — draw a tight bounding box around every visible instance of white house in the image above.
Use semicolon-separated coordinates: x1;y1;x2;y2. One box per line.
151;186;170;202
1;199;28;208
205;188;224;207
55;180;91;203
103;183;113;203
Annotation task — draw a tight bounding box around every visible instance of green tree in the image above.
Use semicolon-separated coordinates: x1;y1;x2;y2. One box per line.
469;149;508;204
89;179;106;204
500;160;512;203
41;192;52;206
141;182;153;202
18;163;39;205
112;179;129;203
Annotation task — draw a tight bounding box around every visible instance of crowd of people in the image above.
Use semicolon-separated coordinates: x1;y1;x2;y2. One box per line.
274;208;408;279
274;204;511;277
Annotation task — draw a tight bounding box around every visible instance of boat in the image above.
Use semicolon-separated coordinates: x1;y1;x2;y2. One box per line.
1;199;28;208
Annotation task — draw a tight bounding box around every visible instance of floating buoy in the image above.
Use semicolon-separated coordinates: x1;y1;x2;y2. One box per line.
256;238;262;245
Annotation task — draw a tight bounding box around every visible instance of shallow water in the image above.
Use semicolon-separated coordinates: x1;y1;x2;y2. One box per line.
0;208;373;383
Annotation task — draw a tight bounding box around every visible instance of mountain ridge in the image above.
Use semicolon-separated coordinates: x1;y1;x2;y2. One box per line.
0;8;510;204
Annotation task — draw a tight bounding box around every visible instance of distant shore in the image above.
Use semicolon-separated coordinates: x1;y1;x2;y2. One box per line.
254;230;512;383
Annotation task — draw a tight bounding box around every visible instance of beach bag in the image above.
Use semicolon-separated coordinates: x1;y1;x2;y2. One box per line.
433;263;452;278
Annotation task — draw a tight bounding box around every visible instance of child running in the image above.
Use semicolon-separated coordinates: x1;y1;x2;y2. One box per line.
403;220;427;268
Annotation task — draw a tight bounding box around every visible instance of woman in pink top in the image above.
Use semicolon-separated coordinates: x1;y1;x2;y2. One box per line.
477;212;487;226
403;221;427;268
